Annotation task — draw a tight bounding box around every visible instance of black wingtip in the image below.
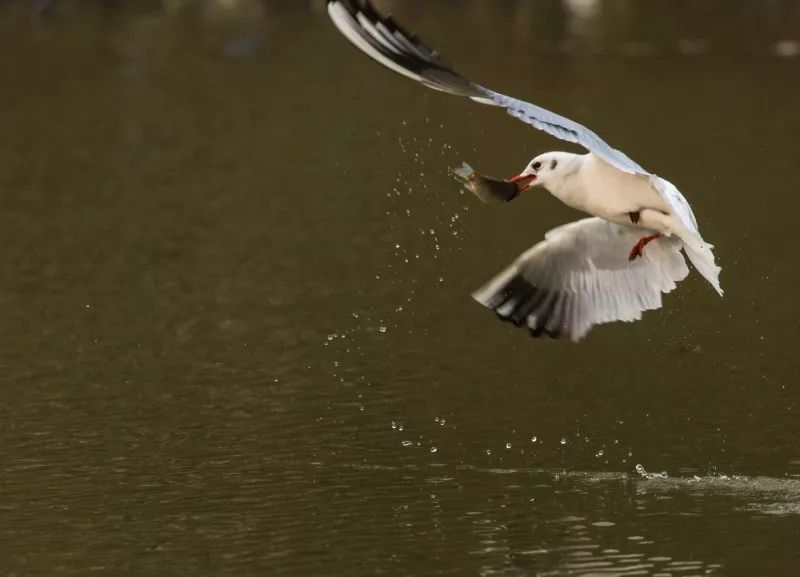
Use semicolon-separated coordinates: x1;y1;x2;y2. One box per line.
478;274;571;341
327;0;483;98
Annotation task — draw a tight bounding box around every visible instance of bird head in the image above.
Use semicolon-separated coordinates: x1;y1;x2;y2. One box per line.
508;152;573;192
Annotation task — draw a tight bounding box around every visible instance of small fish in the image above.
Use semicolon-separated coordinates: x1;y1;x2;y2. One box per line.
454;162;521;203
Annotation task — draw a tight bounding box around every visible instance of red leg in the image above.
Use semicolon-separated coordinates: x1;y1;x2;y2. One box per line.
629;211;640;224
628;233;662;261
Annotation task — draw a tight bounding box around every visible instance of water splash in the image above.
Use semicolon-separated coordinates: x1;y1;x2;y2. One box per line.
635;464;668;480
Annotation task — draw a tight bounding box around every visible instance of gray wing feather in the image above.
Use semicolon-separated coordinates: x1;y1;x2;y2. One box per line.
327;0;647;175
472;218;690;342
490;91;647;174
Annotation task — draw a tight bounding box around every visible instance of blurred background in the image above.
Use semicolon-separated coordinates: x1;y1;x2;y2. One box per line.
0;1;798;576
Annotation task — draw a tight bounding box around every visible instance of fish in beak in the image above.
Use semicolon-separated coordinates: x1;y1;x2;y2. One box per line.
455;162;531;203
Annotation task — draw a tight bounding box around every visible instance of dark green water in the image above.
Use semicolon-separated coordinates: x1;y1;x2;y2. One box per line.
0;1;798;576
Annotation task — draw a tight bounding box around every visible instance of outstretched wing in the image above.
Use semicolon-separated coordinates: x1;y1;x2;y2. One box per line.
472;218;690;342
327;0;646;175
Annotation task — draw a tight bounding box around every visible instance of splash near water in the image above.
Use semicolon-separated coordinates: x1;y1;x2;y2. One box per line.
635;463;669;480
319;117;478;457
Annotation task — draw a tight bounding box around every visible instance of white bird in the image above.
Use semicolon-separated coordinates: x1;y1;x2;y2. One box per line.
327;0;722;342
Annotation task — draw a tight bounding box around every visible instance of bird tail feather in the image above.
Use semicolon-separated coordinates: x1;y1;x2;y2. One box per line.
682;236;723;296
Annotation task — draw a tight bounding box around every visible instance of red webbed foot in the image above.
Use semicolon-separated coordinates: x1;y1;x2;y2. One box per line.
628;233;662;261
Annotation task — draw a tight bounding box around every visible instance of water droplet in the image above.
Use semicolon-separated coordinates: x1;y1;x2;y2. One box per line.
398;425;404;431
530;436;537;443
327;334;336;341
379;326;387;333
391;421;397;430
560;438;567;445
485;449;491;456
402;440;412;447
430;447;438;453
396;306;404;312
596;450;604;457
352;312;359;319
505;442;512;449
439;419;446;426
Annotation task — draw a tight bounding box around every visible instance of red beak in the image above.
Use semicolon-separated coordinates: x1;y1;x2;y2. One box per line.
507;173;536;192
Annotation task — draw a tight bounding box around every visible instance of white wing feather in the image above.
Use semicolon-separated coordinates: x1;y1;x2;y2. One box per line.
472;218;690;341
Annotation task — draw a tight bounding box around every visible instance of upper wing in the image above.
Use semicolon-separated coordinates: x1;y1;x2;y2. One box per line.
472;218;690;342
327;0;647;175
650;175;700;235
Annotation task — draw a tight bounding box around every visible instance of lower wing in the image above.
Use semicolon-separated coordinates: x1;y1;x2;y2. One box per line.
472;218;690;342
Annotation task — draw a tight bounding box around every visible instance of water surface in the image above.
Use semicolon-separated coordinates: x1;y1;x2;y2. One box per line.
0;1;798;576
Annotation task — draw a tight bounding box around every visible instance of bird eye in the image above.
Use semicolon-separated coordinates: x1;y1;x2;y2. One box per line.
532;161;542;170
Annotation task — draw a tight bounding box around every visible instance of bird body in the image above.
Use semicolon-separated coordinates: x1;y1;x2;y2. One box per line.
536;153;669;224
535;152;714;282
327;0;723;341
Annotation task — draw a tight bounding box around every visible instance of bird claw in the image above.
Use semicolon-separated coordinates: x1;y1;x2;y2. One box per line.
629;211;640;224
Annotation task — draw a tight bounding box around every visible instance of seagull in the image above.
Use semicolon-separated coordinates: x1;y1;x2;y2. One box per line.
326;0;722;342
